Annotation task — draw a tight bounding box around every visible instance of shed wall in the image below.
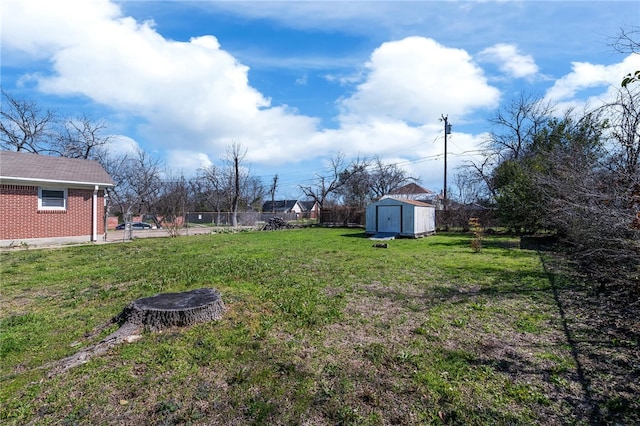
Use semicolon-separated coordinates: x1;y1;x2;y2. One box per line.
413;205;436;235
365;204;377;232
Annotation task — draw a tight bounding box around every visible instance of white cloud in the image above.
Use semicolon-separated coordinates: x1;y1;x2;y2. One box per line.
165;150;213;173
106;135;140;156
2;0;321;166
544;54;640;103
311;119;429;158
2;1;500;188
295;74;308;86
477;43;539;79
338;37;501;125
2;0;123;59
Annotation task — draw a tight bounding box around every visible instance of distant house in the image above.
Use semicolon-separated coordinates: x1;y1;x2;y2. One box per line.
383;182;435;202
383;183;442;209
261;199;320;219
0;151;115;245
262;200;304;215
299;200;320;219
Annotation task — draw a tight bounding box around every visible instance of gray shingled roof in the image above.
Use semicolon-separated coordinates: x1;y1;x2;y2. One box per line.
262;199;300;212
388;182;434;195
0;151;114;187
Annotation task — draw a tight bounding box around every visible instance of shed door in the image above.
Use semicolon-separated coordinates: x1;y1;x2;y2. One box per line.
377;206;401;233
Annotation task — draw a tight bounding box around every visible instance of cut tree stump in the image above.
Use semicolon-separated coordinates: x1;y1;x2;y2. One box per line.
113;287;225;332
49;288;225;376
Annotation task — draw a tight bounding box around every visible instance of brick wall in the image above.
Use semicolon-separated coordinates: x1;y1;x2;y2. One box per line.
0;184;107;240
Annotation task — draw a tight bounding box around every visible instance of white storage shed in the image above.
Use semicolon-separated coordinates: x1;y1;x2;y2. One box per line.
365;198;436;238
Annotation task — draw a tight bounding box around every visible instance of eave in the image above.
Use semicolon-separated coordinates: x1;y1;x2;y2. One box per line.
0;176;115;189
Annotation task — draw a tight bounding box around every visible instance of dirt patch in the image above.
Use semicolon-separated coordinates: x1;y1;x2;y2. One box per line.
540;253;640;424
316;269;639;424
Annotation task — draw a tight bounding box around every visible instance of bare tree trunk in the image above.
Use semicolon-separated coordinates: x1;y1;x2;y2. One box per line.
232;154;240;226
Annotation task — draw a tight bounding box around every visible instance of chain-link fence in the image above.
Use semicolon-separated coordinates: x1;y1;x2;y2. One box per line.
319;207;365;227
185;211;306;227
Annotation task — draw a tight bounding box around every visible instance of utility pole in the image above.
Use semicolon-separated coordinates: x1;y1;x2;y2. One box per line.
440;115;452;210
270;174;278;213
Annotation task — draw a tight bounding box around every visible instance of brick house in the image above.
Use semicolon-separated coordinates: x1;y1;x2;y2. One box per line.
0;151;115;246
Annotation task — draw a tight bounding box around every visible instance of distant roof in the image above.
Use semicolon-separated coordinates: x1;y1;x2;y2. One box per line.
299;200;318;210
388;182;434;196
0;151;114;187
262;199;300;211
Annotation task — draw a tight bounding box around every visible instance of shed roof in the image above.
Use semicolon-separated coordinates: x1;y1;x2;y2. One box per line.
370;197;434;207
0;151;114;187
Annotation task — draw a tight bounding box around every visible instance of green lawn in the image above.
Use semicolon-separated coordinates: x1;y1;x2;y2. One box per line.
1;228;637;425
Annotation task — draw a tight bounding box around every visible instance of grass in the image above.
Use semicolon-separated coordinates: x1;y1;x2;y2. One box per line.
0;228;637;425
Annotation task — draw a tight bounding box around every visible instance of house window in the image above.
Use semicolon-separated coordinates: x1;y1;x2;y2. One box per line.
39;188;67;210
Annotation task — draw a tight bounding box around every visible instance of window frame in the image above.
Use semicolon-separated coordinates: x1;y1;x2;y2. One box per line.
38;187;68;211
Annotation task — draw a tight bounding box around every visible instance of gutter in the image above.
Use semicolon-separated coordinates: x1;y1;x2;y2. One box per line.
0;176;114;188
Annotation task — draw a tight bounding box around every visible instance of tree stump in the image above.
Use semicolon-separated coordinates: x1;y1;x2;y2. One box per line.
49;288;225;376
113;287;225;332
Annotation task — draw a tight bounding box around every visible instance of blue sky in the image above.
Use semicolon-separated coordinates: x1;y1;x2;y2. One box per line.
2;0;639;198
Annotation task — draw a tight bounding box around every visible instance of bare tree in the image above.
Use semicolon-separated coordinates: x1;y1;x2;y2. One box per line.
195;147;263;225
269;175;279;213
460;94;556;202
486;93;554;161
100;151;132;220
197;164;226;221
299;153;366;211
368;156;417;200
103;149;163;226
52;115;110;160
610;25;640;54
225;143;246;227
336;157;371;209
1;90;111;161
536;112;638;287
130;149;164;225
601;87;640;180
0;89;57;153
453;167;490;205
610;25;640;87
243;174;265;211
154;173;190;237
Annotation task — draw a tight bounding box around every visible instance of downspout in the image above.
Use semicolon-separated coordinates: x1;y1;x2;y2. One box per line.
92;185;98;242
103;192;109;241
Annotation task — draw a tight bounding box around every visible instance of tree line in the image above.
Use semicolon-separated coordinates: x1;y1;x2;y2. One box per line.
0;88;258;228
452;27;639;289
0;88;415;229
457;86;639;289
